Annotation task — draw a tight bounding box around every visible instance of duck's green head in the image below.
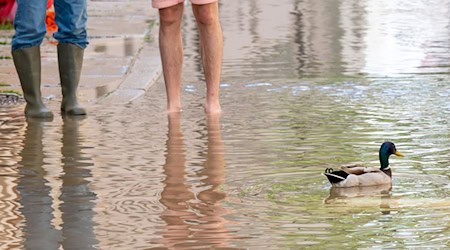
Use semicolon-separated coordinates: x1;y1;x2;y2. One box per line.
379;141;403;169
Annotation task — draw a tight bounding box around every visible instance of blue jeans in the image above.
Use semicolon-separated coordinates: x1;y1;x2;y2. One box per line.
12;0;88;51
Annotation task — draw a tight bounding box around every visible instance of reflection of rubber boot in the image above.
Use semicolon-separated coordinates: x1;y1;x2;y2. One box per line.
57;43;87;115
12;46;53;118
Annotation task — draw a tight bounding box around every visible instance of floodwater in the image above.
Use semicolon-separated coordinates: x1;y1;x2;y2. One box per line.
1;0;450;249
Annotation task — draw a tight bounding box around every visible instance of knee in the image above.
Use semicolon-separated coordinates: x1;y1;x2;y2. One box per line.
193;2;220;27
12;29;46;50
159;5;183;27
194;7;218;26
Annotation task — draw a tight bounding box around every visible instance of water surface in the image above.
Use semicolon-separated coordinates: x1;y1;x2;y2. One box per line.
1;0;450;249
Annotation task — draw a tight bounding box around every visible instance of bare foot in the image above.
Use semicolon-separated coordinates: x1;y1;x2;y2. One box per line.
167;111;182;121
167;107;182;114
204;101;222;114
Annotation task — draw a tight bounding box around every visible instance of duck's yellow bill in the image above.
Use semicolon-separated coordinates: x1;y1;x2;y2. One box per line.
395;151;404;157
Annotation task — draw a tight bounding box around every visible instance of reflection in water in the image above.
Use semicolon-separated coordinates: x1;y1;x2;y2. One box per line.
362;0;450;76
0;107;26;248
60;116;98;248
1;0;449;248
89;36;137;57
156;114;234;249
324;184;392;210
17;117;98;249
325;184;392;201
216;0;450;80
18;119;62;249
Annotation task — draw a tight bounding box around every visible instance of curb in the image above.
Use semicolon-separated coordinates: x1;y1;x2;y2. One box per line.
97;25;162;106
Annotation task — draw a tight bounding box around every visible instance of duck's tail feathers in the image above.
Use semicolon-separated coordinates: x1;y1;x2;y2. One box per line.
323;168;349;184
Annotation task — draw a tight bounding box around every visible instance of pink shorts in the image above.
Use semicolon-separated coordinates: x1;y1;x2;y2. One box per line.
152;0;217;9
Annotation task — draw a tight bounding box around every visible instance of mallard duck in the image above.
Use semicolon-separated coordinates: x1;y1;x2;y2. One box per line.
323;141;403;187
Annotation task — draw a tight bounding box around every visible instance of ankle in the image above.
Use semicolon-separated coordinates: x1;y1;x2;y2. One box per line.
167;103;182;113
204;100;221;114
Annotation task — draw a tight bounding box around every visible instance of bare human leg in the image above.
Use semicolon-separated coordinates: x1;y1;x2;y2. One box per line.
159;3;184;113
192;2;223;114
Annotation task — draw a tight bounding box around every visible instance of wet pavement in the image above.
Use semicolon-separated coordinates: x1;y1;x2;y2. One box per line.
0;0;161;109
1;0;450;249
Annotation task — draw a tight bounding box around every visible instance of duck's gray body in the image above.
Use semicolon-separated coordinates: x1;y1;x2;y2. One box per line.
323;142;403;188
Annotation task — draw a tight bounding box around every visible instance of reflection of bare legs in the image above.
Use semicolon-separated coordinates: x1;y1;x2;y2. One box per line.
197;114;226;204
159;4;184;113
159;113;195;246
158;114;233;248
192;114;230;246
60;116;98;249
17;119;61;249
192;3;223;114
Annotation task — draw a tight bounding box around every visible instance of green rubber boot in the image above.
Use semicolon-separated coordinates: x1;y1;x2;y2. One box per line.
12;46;54;119
57;43;87;116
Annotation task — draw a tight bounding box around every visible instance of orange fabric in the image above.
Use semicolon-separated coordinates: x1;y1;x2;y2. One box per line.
45;0;56;32
46;9;57;32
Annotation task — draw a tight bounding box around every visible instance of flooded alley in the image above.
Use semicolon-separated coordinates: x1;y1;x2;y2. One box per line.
1;0;450;249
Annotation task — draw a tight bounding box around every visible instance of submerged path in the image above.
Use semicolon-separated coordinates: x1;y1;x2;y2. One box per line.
0;0;161;110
